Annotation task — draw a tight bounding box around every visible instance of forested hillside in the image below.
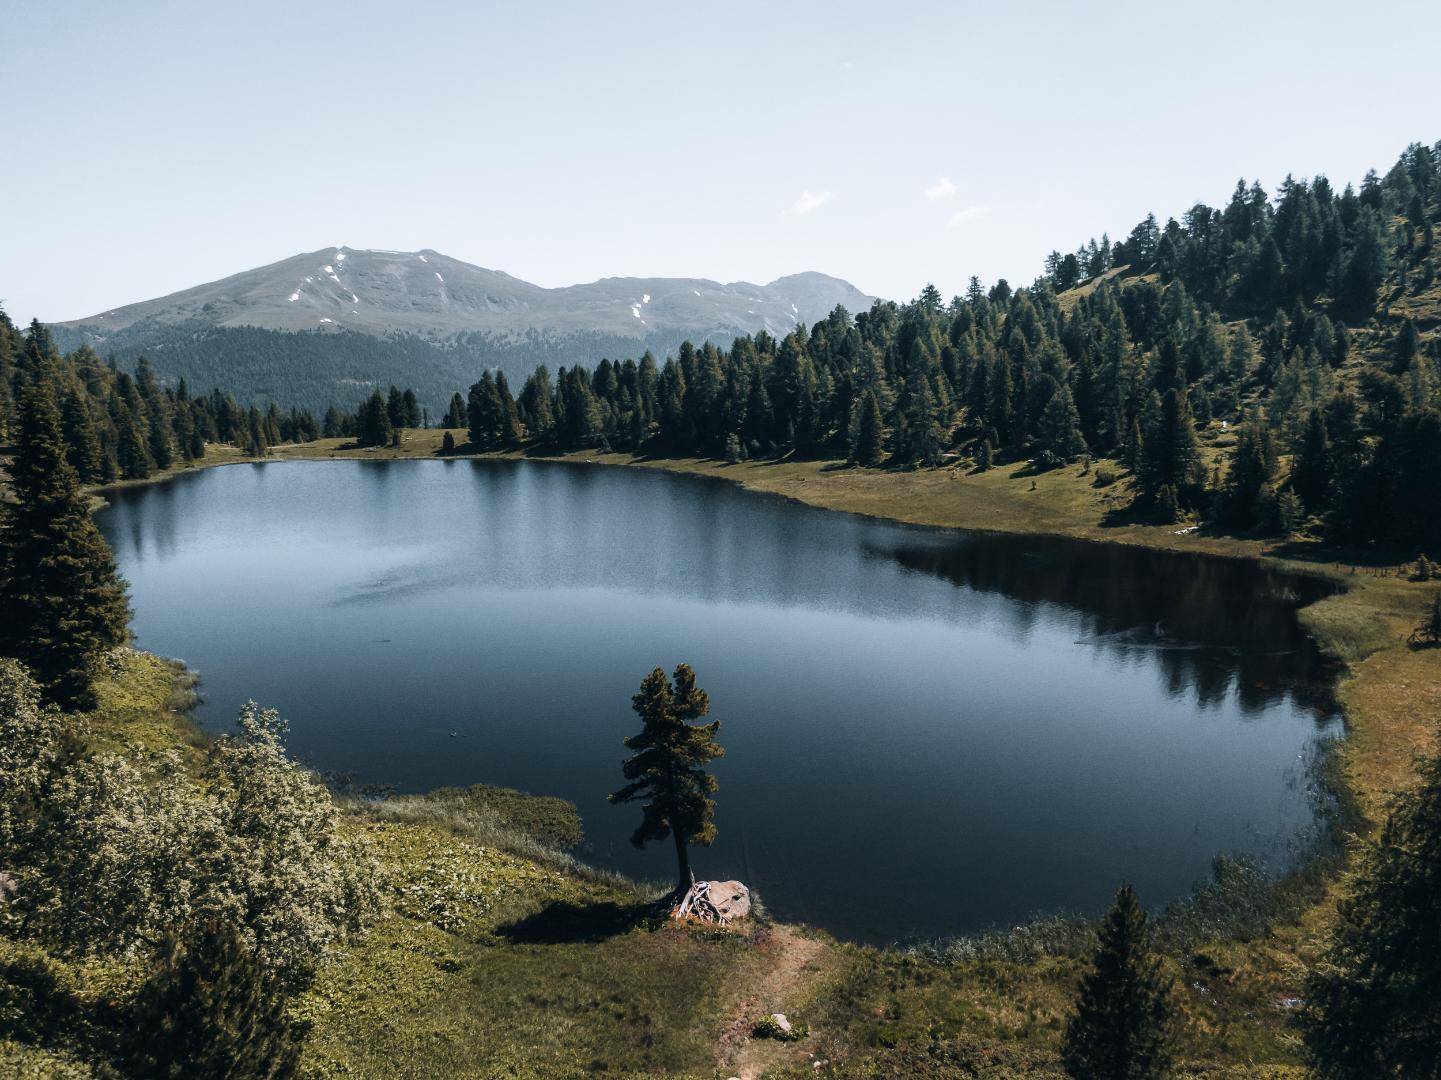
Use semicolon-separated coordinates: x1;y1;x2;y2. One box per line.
43;319;724;418
459;140;1441;553
6;139;1439;557
0;319;339;479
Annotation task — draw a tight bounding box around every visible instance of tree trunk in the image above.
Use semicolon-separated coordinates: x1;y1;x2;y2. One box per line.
672;826;694;897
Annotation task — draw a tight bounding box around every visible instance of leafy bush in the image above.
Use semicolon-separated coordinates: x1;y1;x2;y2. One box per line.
753;1013;807;1041
0;690;379;992
0;661;71;857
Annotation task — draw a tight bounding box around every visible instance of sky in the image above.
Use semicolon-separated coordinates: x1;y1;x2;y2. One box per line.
4;0;1440;324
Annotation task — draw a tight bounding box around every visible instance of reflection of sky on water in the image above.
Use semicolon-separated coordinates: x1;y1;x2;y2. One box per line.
98;459;1342;942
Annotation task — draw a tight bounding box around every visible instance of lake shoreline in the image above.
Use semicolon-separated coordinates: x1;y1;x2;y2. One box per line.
76;432;1440;1071
88;430;1435;825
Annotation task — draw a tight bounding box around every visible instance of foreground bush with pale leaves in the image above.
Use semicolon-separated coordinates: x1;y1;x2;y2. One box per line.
0;661;378;992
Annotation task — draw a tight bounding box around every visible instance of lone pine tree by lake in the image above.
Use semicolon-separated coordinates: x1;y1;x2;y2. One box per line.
3;33;1441;1071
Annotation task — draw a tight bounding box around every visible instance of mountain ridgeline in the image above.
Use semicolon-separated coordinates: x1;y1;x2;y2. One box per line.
456;140;1440;552
49;250;872;412
5;139;1439;555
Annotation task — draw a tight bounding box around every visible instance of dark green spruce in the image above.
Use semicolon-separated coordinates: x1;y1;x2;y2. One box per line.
127;919;302;1080
0;336;130;708
1061;884;1178;1079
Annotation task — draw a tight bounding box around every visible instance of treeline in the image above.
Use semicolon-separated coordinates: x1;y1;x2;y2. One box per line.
1051;142;1437;318
0;313;329;477
455;141;1441;553
45;318;478;416
2;310;446;467
332;384;427;447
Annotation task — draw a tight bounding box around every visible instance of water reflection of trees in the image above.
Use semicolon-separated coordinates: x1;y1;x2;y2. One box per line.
887;536;1340;720
98;459;1341;723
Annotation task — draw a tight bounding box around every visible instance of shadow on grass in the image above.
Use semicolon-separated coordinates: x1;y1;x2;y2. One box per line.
1099;500;1169;529
498;899;661;945
1266;537;1421;569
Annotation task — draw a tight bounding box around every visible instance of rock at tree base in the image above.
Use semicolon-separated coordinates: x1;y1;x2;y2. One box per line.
671;879;751;924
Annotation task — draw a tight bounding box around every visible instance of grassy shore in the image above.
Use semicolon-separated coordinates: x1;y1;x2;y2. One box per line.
70;430;1439;1076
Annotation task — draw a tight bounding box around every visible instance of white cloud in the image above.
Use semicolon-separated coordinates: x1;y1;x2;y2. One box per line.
792;189;836;215
924;177;958;200
947;205;992;228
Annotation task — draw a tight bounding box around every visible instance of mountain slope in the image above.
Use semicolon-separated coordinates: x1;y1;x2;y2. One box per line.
51;249;874;410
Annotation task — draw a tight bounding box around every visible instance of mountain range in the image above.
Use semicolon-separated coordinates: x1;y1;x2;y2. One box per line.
51;248;874;412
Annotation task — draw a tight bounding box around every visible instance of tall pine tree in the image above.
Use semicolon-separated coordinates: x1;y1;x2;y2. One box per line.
0;365;130;707
609;664;724;894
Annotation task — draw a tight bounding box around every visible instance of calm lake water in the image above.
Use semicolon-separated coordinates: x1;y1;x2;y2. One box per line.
97;459;1342;942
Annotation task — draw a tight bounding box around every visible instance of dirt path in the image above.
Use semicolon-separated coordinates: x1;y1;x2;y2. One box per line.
716;925;828;1080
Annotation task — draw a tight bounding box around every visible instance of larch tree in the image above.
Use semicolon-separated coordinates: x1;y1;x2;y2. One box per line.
0;364;130;708
609;664;724;895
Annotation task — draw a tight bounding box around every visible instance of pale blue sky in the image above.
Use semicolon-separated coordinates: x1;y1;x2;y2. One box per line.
5;0;1439;323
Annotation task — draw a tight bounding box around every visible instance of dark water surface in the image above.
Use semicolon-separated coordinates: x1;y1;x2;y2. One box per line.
97;459;1342;942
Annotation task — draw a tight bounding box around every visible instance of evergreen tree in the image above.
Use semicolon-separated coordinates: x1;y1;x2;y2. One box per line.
128;919;303;1080
519;366;555;437
1289;407;1332;514
443;392;466;429
495;371;522;447
848;390;885;466
400;388;422;429
1393;318;1420;373
356;391;392;448
467;372;501;448
1301;730;1441;1075
385;385;406;428
1225;416;1278;528
1336;207;1388;320
243;408;268;457
60;389;105;483
113;396;154;480
609;664;724;894
1062;884;1177;1079
976;437;994;471
1035;384;1088;465
1409;590;1441;647
723;432;744;464
0;370;130;707
440;430;456;455
1138;388;1204;508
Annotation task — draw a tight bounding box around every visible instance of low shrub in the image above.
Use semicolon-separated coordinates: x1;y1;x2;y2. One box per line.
753;1013;807;1041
